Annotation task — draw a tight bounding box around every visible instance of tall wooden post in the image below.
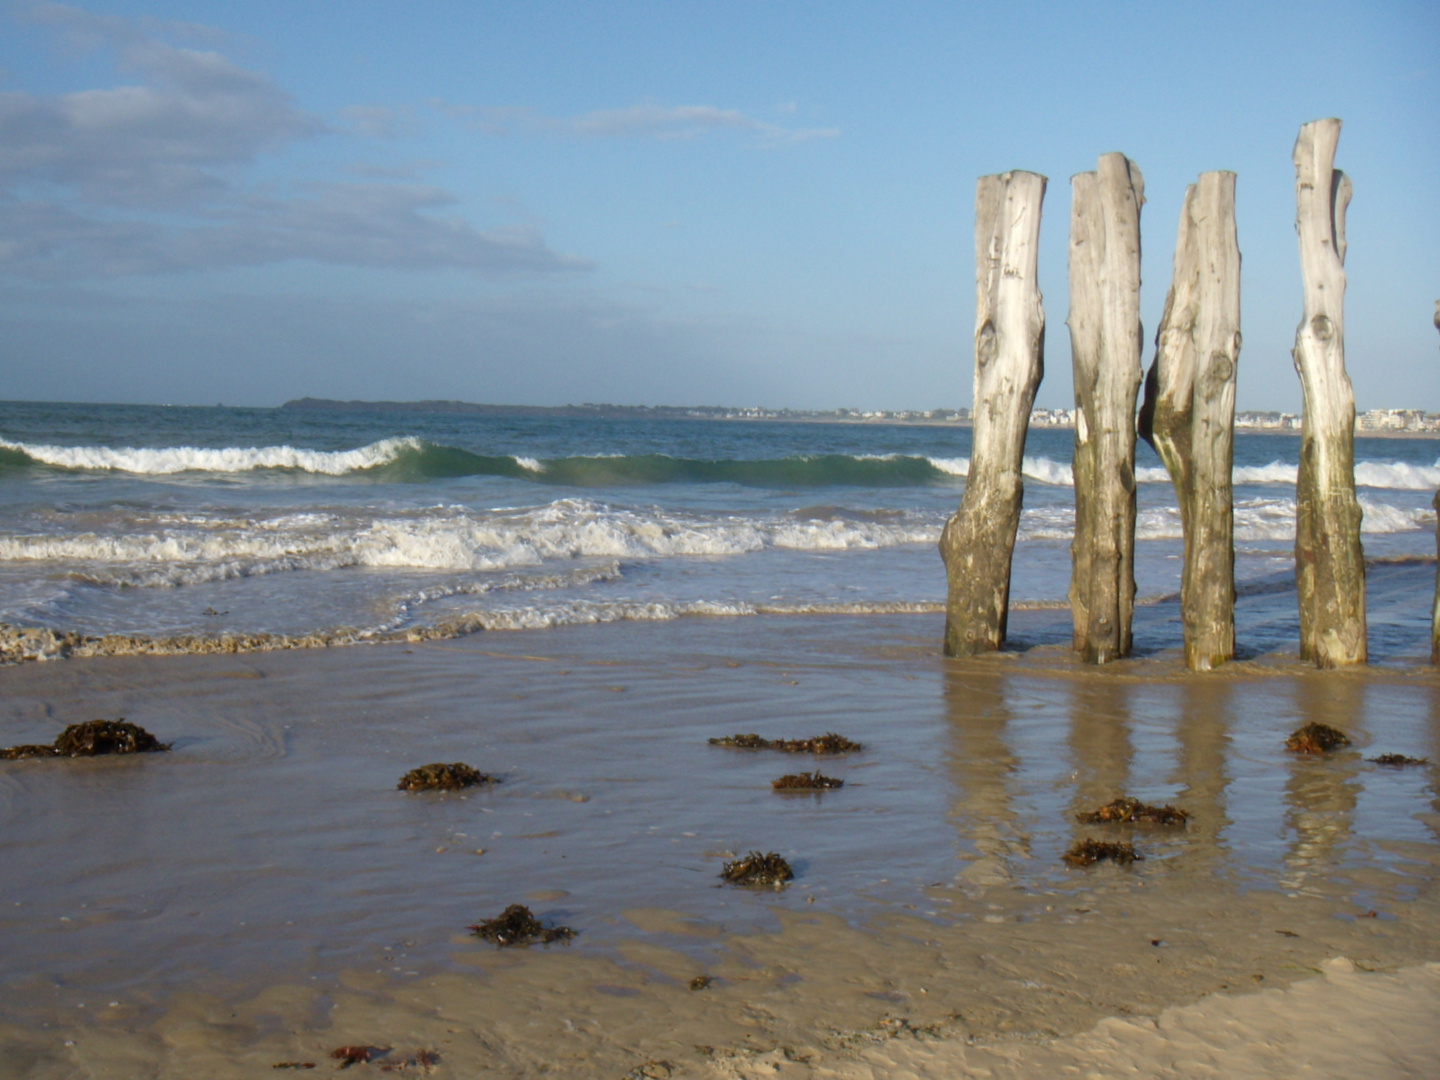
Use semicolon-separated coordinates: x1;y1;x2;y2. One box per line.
941;170;1047;656
1139;171;1241;670
1068;152;1145;664
1432;299;1439;664
1291;118;1366;668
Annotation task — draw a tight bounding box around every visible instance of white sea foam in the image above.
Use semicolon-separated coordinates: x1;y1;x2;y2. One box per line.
929;456;1169;487
0;437;421;475
469;597;946;632
1225;459;1440;489
926;456;1077;486
1010;493;1431;545
0;486;1427;600
1354;460;1440;490
0;498;949;589
928;457;969;476
1234;461;1299;484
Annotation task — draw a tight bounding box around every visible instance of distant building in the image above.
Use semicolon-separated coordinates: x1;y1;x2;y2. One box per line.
1355;408;1437;432
1028;407;1075;427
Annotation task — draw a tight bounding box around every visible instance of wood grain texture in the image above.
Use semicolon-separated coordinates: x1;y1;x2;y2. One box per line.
1291;118;1366;668
1140;172;1241;670
1067;153;1144;664
1433;300;1439;664
940;170;1047;656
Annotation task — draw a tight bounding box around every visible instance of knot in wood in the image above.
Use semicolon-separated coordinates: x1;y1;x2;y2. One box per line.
1310;314;1333;341
1208;352;1234;382
976;322;998;369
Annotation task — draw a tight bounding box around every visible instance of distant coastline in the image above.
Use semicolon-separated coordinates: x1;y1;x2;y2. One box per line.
279;396;978;427
279;397;1440;437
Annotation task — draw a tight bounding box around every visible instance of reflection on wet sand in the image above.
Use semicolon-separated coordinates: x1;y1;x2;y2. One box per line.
943;671;1028;886
1282;678;1363;893
1064;678;1135;829
1172;679;1234;872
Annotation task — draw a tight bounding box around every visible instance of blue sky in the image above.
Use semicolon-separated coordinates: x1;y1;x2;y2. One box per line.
1;0;1436;411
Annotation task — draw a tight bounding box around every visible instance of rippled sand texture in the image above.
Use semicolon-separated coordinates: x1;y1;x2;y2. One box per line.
1;604;1438;1078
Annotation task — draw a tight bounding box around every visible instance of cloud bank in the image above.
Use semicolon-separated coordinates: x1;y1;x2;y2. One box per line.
0;2;585;280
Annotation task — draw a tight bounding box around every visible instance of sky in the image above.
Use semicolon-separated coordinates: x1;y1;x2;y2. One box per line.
0;0;1436;412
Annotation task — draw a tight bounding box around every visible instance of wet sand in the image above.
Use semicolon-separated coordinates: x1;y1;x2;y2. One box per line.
2;589;1439;1078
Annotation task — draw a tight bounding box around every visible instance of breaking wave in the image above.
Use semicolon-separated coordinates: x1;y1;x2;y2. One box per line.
0;499;944;588
5;435;1438;492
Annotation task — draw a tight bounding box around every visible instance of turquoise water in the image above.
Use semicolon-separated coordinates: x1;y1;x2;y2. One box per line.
1;399;1437;655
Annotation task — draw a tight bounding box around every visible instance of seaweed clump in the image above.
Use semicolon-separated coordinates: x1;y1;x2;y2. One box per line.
1062;840;1143;868
468;904;575;946
772;771;844;790
1076;796;1188;826
709;732;862;754
397;762;497;791
1;719;170;760
330;1046;378;1067
1285;723;1350;754
720;850;794;887
1368;753;1429;767
0;743;59;761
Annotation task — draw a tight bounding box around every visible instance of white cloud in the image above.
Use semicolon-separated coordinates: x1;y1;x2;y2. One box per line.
430;99;839;144
0;3;587;280
0;183;591;279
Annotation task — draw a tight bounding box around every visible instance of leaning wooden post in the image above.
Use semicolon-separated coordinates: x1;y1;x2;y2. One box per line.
1291;118;1366;667
940;170;1047;656
1068;152;1145;664
1431;299;1439;664
1139;171;1241;670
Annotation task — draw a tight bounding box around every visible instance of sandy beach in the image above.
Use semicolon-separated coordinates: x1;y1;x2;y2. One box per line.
2;586;1438;1078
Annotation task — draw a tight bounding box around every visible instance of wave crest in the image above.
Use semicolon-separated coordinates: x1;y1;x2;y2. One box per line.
0;437;425;476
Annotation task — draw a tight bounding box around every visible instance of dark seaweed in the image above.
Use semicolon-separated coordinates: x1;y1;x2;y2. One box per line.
1368;753;1428;766
1062;839;1143;867
720;850;794;886
0;744;59;760
2;719;169;759
1285;723;1350;754
468;903;575;946
330;1045;385;1068
1076;796;1188;826
397;762;497;791
771;771;844;790
709;732;862;754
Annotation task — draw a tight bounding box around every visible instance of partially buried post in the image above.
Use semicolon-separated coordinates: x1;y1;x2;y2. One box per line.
1291;118;1366;667
1432;299;1440;664
1139;171;1241;670
1067;153;1145;664
940;169;1046;656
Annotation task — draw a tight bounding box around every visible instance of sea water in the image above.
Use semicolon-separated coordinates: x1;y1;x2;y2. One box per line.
1;399;1437;655
2;401;1440;1065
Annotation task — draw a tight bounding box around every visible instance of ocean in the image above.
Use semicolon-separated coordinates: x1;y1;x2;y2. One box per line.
3;399;1440;1076
2;398;1438;658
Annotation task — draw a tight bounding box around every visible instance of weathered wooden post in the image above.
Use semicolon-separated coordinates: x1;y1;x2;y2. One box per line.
1291;118;1366;667
940;170;1047;656
1068;152;1145;664
1432;299;1439;664
1139;171;1241;670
